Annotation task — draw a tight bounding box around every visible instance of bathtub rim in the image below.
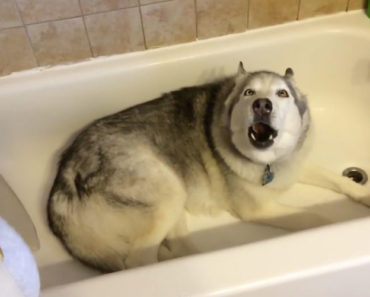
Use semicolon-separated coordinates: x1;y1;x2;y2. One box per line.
41;217;370;296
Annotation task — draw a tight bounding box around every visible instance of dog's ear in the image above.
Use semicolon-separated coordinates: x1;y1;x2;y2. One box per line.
238;61;247;75
285;67;294;79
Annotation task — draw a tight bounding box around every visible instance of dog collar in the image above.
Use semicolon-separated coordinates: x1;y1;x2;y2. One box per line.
262;164;274;186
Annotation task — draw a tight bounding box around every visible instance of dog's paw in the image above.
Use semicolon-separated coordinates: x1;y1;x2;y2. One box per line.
158;243;173;261
158;238;199;261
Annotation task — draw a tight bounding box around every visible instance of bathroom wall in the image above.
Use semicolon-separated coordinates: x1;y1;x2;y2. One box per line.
0;0;367;77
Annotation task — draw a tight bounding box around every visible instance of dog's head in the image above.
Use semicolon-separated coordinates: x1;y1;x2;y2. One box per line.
223;62;310;164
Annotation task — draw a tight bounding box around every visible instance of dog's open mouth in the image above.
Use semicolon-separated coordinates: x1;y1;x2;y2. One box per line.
248;123;278;149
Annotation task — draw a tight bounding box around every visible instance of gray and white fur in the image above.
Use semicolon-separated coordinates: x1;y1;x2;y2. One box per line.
48;63;370;272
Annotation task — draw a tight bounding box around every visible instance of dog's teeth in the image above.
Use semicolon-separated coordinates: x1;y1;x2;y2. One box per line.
269;134;273;140
251;133;256;141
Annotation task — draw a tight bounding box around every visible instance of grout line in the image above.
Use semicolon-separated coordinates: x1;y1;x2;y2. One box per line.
138;5;148;49
247;0;251;29
24;15;87;27
82;4;139;16
0;25;24;32
13;0;39;66
346;0;350;11
297;0;302;20
140;0;174;7
194;0;198;40
78;0;94;57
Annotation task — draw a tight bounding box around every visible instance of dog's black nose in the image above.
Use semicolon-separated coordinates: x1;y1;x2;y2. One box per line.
252;98;272;116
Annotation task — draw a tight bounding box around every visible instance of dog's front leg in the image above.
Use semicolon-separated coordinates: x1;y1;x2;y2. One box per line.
299;163;370;207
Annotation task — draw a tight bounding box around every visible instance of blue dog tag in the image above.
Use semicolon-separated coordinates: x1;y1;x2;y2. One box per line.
262;164;274;186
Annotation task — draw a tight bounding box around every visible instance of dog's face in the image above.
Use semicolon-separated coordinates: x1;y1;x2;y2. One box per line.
225;63;310;164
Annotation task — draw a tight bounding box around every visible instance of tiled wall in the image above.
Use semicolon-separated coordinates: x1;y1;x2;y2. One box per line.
0;0;367;77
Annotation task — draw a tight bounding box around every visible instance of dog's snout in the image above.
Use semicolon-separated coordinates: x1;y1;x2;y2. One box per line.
252;98;272;116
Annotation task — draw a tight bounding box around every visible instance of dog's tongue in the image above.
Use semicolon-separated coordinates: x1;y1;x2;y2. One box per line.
248;123;278;148
251;123;273;141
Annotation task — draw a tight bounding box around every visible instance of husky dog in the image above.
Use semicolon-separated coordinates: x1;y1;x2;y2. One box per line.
48;63;370;272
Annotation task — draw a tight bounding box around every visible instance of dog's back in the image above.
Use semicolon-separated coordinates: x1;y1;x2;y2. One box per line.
47;78;233;271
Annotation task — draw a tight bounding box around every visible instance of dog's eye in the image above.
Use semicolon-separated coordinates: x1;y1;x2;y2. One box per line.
244;89;255;96
277;89;289;98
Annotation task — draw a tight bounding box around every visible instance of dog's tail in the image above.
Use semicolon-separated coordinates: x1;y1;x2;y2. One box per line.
47;166;79;237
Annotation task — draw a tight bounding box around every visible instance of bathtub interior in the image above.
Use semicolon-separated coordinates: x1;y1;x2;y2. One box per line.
0;12;369;290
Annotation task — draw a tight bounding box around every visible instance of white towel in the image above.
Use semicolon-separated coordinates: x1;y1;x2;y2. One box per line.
0;263;25;297
0;217;40;297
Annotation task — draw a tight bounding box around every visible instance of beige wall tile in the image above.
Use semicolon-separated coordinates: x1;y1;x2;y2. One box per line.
27;18;91;66
0;27;37;76
197;0;248;39
299;0;348;19
85;8;144;56
249;0;299;29
80;0;138;14
0;0;22;30
17;0;81;24
141;0;196;48
347;0;367;10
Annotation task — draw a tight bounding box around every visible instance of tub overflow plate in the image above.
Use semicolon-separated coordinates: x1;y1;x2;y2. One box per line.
342;167;368;185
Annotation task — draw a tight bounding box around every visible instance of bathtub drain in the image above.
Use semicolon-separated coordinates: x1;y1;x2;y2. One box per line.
342;167;368;185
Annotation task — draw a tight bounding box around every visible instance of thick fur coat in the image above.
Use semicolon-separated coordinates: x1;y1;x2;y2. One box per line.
48;64;370;272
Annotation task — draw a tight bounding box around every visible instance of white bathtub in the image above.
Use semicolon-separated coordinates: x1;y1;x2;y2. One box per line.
0;10;370;297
